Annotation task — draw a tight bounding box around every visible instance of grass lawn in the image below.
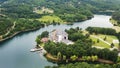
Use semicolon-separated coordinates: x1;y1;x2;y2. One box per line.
90;36;110;48
37;15;64;24
90;34;119;48
96;34;117;43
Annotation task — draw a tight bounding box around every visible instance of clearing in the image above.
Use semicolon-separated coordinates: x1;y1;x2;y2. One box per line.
37;15;64;24
90;34;119;48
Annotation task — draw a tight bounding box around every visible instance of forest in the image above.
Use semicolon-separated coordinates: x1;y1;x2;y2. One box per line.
1;0;120;40
0;16;13;35
86;27;116;35
112;11;120;25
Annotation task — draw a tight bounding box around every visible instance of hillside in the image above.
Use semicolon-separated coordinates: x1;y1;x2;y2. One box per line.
0;0;120;41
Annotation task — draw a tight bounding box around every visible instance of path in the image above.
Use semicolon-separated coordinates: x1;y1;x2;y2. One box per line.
112;26;120;33
91;35;118;50
91;35;111;45
91;35;120;56
4;21;16;36
92;46;104;49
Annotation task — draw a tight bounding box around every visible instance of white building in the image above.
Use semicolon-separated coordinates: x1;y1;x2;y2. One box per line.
49;29;73;45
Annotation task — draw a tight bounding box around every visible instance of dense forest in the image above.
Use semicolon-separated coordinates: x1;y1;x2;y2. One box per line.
0;16;13;35
86;27;116;35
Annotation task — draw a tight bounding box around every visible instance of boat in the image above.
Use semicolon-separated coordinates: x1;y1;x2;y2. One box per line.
30;48;41;52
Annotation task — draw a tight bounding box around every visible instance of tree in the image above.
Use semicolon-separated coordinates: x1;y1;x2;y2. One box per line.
86;56;91;61
35;37;40;44
85;34;90;38
113;63;120;68
63;55;66;60
70;55;78;61
91;55;98;61
94;55;98;61
97;39;100;43
57;52;62;60
104;36;107;41
111;43;114;48
118;44;120;51
41;31;49;38
117;57;120;63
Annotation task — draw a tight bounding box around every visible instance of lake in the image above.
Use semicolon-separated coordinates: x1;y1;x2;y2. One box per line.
0;15;113;68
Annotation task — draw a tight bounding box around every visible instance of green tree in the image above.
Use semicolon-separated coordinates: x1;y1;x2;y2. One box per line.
41;31;49;38
57;52;62;60
63;55;66;60
91;55;98;61
97;39;100;43
35;37;40;44
70;55;78;61
111;43;114;48
104;36;107;41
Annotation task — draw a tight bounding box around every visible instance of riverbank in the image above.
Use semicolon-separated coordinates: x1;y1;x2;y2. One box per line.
0;27;42;43
110;18;120;33
0;16;94;43
45;53;114;64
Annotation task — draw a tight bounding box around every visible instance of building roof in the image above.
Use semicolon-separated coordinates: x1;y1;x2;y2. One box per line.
49;29;73;45
51;29;68;36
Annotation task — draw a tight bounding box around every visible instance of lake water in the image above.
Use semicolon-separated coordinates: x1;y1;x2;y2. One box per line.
0;15;113;68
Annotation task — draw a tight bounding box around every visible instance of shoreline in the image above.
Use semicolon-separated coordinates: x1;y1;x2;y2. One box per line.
110;18;120;33
0;17;93;43
45;53;114;64
0;27;41;43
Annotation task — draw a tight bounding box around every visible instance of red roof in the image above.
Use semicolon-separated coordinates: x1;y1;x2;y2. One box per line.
41;37;49;43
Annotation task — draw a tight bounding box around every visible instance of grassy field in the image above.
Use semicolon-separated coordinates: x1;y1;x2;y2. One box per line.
90;36;110;48
37;15;64;24
96;34;117;43
90;34;119;48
